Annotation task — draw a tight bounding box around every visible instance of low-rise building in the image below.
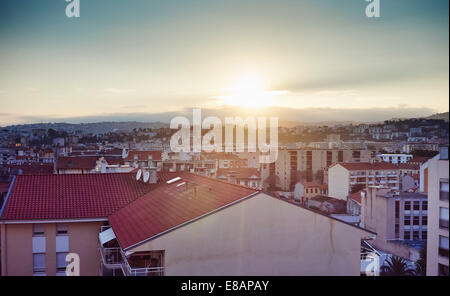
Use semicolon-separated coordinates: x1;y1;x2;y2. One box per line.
1;172;376;276
216;168;261;189
328;162;401;200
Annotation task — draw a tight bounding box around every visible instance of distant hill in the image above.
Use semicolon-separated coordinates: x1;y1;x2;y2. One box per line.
1;121;169;134
425;112;449;122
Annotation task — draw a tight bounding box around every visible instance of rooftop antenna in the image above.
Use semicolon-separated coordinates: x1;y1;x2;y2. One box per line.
136;169;142;181
143;170;150;183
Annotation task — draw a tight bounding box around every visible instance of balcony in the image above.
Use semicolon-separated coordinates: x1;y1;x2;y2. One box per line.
99;226;164;276
99;246;123;268
120;253;165;276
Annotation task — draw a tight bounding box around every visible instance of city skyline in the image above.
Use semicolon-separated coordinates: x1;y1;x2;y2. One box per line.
0;0;449;125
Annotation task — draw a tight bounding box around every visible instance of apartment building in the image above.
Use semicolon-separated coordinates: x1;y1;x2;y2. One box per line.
426;146;449;276
361;187;427;261
379;153;413;164
0;173;175;276
162;159;217;177
123;150;163;170
0;172;375;276
328;162;401;200
261;148;377;191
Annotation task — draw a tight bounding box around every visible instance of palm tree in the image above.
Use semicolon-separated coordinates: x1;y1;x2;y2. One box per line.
415;244;427;276
381;256;416;276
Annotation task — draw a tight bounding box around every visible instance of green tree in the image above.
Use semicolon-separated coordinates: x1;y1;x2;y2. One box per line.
381;256;416;276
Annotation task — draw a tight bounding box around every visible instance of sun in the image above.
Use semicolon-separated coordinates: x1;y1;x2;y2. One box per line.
220;73;273;108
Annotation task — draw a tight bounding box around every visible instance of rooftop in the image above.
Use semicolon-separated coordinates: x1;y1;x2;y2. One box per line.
0;172;178;221
108;172;258;250
331;162;401;171
56;156;99;170
125;150;162;161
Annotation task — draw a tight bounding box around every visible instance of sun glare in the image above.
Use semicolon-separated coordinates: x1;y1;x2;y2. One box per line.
220;73;273;108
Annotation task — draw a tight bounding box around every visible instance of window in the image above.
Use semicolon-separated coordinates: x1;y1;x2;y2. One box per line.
32;224;45;236
56;252;68;272
412;231;420;240
422;201;428;211
439;236;449;258
56;224;68;236
395;224;399;239
440;181;449;202
413;201;420;211
404;216;411;225
404;201;411;211
404;231;411;240
413;216;420;225
422;216;427;225
440;207;449;229
33;253;46;274
422;231;427;240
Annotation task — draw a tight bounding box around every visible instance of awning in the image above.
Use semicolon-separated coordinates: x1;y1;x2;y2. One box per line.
99;227;116;245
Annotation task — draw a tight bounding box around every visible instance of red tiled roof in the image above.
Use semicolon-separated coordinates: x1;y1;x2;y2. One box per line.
331;162;400;171
216;168;260;179
408;156;431;164
109;172;258;250
56;156;98;170
125;151;162;161
396;163;420;170
103;156;124;165
4;163;54;175
0;182;10;193
301;181;321;188
103;148;123;156
0;172;178;221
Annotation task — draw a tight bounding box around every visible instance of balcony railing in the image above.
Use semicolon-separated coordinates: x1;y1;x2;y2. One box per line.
119;249;165;276
439;219;449;230
99;227;165;276
99;247;123;266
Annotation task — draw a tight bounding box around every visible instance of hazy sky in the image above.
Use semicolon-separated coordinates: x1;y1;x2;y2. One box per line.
0;0;448;125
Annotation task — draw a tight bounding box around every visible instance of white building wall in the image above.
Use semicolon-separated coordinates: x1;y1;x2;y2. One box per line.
129;193;372;276
328;165;350;200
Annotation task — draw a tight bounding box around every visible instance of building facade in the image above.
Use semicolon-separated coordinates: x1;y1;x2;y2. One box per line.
426;146;449;276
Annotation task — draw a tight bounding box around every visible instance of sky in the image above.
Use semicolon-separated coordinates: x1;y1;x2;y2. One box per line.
0;0;448;126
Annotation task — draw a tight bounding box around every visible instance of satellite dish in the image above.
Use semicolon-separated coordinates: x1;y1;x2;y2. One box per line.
136;169;142;181
143;171;150;183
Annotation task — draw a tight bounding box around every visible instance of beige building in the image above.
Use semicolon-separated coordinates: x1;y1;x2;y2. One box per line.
361;187;427;261
1;221;104;276
328;162;401;200
110;193;373;276
1;171;376;276
261;148;376;191
426;146;449;276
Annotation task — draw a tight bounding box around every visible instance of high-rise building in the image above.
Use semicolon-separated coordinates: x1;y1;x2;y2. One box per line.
426;146;449;276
